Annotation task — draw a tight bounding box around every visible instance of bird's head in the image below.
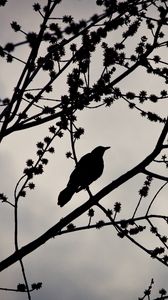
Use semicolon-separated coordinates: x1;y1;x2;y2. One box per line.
92;146;110;156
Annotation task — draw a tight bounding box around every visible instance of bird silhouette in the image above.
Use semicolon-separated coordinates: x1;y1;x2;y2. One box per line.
58;146;110;207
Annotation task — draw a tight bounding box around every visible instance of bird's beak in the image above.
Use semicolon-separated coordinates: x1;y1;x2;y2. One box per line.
105;146;110;150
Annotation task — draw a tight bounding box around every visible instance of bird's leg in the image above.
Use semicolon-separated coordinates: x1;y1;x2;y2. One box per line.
86;186;93;198
76;186;93;196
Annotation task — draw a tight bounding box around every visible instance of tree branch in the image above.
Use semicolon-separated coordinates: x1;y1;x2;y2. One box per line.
0;118;168;271
143;169;168;181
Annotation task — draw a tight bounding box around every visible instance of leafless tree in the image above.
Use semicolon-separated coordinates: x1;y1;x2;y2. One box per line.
0;0;168;299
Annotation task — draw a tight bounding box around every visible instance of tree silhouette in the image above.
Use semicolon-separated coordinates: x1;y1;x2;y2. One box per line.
0;0;168;299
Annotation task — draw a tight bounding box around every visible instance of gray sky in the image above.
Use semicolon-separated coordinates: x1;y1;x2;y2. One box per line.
0;1;168;300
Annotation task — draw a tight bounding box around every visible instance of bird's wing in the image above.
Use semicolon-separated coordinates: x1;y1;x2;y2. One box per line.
76;152;92;169
68;152;92;186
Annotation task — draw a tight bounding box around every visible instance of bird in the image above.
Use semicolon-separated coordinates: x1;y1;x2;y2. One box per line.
58;146;110;207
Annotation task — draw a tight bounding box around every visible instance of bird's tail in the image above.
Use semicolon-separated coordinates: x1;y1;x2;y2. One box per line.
58;185;76;207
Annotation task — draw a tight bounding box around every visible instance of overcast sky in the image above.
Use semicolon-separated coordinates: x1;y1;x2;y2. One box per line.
0;1;168;300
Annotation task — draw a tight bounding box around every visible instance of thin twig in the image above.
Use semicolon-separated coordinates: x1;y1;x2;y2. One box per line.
146;182;168;216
